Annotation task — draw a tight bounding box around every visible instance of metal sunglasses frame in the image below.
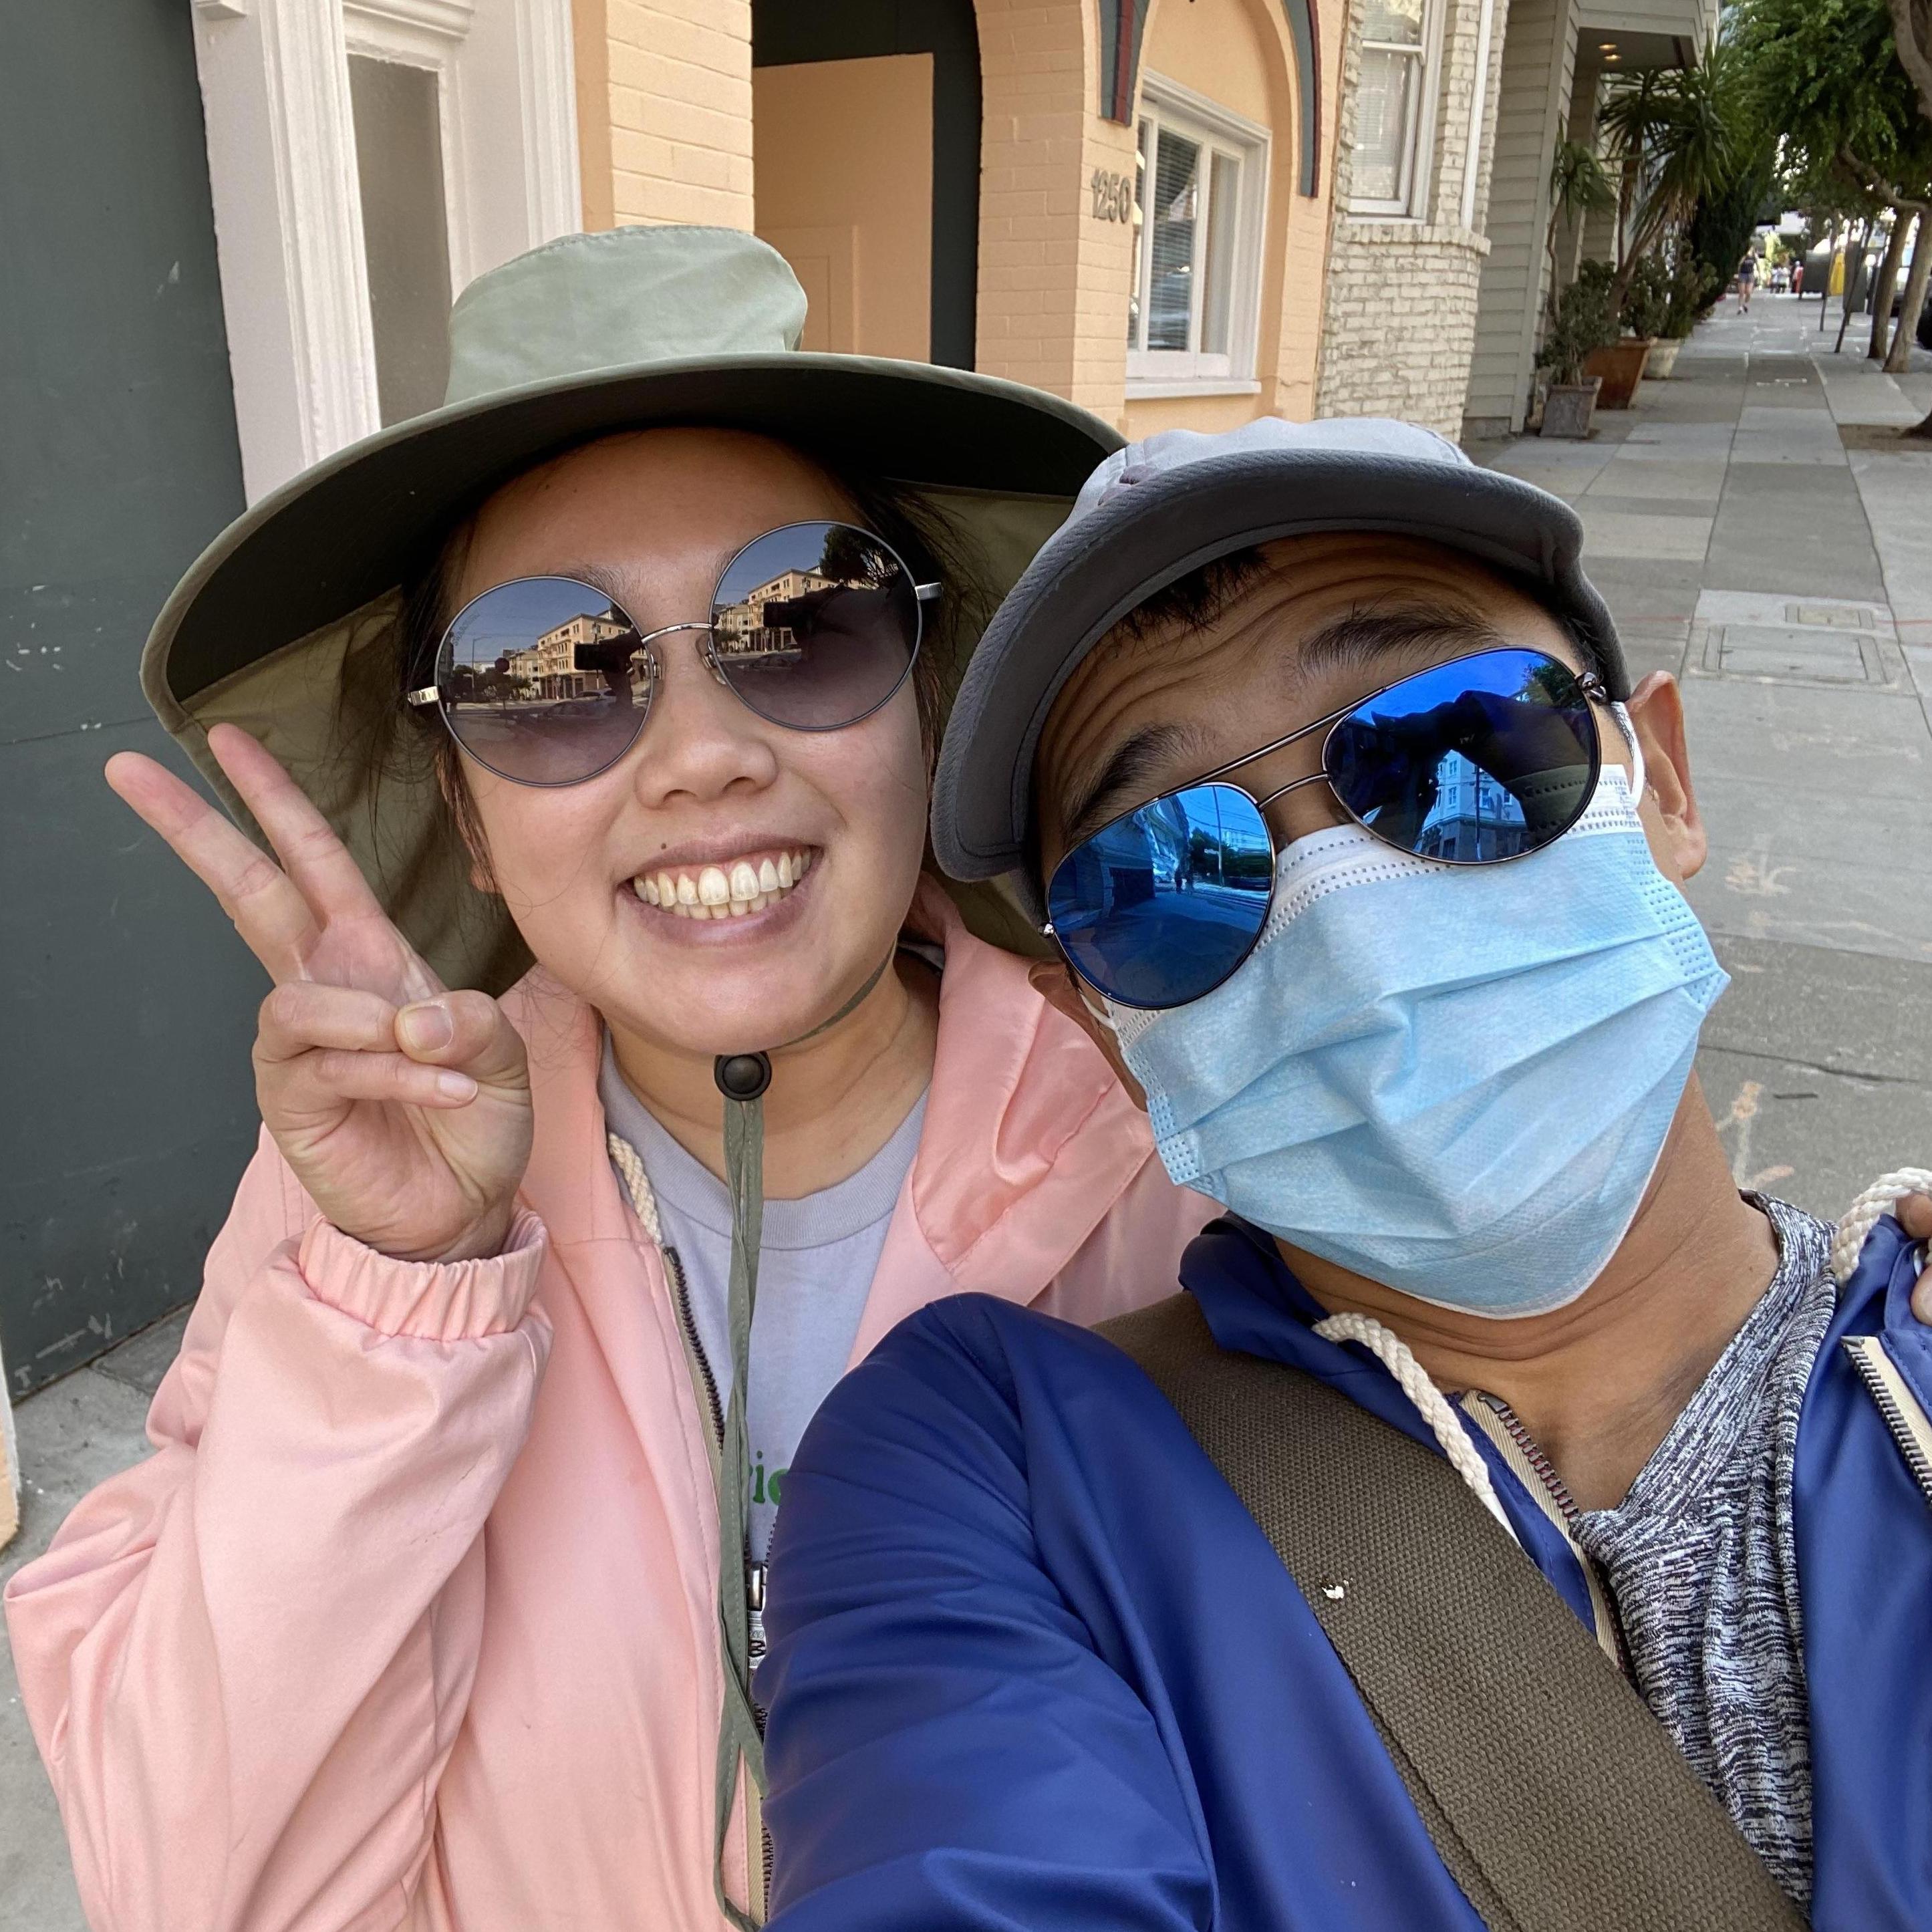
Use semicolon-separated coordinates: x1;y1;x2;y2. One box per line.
1044;647;1614;1007
406;519;941;788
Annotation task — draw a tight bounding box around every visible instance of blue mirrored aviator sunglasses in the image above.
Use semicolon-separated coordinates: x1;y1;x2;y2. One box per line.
1044;646;1611;1010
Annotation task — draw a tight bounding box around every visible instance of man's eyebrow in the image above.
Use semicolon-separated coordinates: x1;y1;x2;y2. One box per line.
1054;601;1530;848
1059;721;1198;847
1291;602;1512;681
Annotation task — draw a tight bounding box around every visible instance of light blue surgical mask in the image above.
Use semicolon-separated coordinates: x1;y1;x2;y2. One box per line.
1106;763;1728;1318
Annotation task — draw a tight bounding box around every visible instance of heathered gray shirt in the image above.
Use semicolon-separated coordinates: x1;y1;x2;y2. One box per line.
599;1035;927;1558
1569;1196;1837;1909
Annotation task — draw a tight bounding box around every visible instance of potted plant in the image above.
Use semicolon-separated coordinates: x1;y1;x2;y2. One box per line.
1647;259;1719;376
1536;267;1615;436
1621;254;1678;378
1573;260;1651;407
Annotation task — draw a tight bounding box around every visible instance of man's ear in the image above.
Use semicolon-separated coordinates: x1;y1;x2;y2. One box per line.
1624;670;1705;883
1026;958;1149;1111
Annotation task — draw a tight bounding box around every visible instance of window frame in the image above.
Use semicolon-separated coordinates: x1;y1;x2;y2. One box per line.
188;0;580;504
1125;76;1270;396
1346;0;1448;221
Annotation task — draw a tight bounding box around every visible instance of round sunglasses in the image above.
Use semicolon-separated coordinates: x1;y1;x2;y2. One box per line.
1045;646;1613;1010
407;520;939;786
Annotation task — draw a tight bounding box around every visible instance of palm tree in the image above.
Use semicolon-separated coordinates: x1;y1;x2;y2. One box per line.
1599;45;1742;310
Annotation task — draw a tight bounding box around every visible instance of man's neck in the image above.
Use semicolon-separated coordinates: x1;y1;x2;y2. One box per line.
1287;1083;1783;1510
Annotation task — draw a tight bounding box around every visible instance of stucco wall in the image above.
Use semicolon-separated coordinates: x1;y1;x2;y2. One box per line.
1313;0;1506;435
1123;0;1343;437
974;0;1139;414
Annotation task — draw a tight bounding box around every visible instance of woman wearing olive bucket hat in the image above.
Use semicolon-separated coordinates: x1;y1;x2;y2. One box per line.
3;225;1212;1932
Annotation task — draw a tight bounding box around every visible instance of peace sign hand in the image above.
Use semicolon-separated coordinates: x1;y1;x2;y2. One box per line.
108;725;532;1264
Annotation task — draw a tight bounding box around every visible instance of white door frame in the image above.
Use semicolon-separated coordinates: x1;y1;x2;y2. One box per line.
190;0;581;503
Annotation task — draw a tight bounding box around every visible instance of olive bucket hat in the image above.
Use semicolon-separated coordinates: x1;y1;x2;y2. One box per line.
142;223;1123;991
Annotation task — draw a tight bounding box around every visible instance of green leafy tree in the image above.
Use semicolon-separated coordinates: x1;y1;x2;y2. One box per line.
1597;47;1750;310
1734;0;1932;384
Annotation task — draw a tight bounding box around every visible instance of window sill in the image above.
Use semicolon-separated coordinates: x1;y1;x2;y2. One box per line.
1124;379;1264;401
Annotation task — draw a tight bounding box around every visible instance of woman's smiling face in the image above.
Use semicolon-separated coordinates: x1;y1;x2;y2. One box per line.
450;427;931;1057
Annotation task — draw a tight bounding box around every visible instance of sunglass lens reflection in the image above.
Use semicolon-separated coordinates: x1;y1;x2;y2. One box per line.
438;575;649;784
1047;783;1274;1009
1323;649;1597;861
711;523;919;729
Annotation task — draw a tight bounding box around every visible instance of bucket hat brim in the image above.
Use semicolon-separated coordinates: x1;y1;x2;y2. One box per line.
146;351;1123;990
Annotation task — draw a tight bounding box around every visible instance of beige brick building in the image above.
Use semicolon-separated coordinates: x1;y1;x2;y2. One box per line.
1316;0;1718;440
566;0;1347;437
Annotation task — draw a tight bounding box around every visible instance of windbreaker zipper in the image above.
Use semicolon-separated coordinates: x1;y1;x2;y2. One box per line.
1476;1395;1583;1524
1843;1334;1932;1506
662;1243;724;1452
1460;1392;1631;1672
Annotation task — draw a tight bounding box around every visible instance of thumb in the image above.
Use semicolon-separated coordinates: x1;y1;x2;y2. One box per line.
1897;1194;1932;1324
394;990;528;1090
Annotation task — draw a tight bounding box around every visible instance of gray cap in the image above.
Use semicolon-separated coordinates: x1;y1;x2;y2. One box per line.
932;415;1625;898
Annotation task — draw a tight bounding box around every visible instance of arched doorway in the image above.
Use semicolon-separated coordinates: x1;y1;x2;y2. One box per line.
751;0;980;370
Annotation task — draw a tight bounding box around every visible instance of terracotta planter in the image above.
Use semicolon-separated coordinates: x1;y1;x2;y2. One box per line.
1583;337;1653;408
1539;377;1602;439
1645;338;1685;380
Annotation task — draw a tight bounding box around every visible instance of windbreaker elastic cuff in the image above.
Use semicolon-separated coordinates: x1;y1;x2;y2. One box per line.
297;1210;547;1341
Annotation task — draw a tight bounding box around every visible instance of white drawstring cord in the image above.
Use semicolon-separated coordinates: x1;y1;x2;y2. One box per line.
1311;1310;1519;1541
607;1131;664;1245
1830;1168;1932;1286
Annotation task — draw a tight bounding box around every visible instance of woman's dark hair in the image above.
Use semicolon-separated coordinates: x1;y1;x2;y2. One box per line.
378;432;1000;887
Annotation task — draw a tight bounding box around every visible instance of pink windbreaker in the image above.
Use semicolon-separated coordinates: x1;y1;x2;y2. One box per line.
5;881;1212;1932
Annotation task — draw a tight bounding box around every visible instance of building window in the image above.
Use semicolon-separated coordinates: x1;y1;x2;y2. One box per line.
1127;79;1269;392
1350;0;1441;217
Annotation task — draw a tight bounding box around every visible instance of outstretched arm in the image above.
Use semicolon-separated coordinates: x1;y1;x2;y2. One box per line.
760;1304;1212;1931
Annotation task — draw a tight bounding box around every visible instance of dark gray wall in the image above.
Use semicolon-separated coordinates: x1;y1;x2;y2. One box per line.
3;3;264;1395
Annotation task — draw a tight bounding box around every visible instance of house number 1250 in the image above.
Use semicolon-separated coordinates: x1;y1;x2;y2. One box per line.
1091;170;1132;222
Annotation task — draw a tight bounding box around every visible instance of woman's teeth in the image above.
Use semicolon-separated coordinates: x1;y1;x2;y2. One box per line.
632;849;814;919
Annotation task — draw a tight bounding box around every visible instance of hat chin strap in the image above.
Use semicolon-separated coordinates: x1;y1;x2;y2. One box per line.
707;951;895;1930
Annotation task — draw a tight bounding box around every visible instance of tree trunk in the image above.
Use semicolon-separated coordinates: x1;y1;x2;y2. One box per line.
1888;211;1931;372
1869;213;1909;358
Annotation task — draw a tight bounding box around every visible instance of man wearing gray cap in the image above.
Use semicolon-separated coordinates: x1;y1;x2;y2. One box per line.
754;420;1932;1932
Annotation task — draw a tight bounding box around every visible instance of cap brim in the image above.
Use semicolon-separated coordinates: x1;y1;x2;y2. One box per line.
147;352;1123;712
932;446;1624;891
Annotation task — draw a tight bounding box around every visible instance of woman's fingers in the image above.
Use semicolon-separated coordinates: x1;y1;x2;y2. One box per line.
296;1049;480;1107
255;982;399;1064
394;990;531;1091
1898;1194;1932;1323
106;750;322;980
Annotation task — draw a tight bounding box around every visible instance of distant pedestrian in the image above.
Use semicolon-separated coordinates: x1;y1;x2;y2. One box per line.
1792;260;1805;297
1736;252;1758;312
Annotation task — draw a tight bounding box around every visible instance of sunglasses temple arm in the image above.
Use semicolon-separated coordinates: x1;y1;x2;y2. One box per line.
1609;701;1645;802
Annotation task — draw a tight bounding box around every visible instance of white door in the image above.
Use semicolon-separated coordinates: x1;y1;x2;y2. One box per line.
190;0;581;501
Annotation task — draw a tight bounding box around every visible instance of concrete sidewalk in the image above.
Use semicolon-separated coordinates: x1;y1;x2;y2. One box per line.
3;293;1930;1927
1478;291;1932;1216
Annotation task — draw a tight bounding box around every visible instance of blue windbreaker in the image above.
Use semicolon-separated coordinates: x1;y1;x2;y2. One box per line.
758;1212;1932;1931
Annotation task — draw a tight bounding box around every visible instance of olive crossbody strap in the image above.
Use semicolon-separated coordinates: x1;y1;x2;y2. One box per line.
1097;1295;1807;1932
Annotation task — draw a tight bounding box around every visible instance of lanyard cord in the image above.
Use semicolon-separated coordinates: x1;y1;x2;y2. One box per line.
708;952;896;1930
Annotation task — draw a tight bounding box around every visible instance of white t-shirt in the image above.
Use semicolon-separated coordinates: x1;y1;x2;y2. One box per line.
599;1034;926;1556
